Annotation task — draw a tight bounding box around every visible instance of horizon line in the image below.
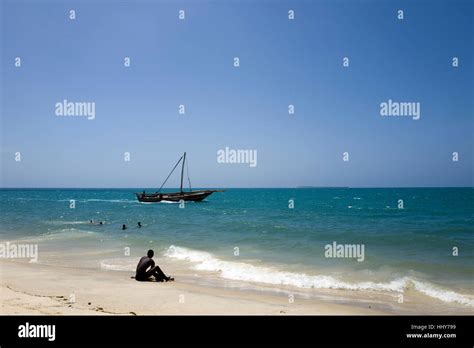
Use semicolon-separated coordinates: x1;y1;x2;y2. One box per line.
0;186;473;190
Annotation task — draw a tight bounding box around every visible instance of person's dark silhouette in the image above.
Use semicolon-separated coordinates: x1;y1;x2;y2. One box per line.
137;222;142;228
122;224;127;230
135;250;173;282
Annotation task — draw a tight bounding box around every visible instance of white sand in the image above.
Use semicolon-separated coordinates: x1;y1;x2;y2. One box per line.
1;260;472;315
0;260;381;315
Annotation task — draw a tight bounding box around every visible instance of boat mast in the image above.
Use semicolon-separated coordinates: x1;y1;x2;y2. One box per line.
180;152;186;193
157;154;183;193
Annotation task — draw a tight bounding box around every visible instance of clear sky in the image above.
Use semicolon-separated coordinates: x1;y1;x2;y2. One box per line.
1;0;472;188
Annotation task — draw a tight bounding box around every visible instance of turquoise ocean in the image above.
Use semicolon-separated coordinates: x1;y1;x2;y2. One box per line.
0;188;473;306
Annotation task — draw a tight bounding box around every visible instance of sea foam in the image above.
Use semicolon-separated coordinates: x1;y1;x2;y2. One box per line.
164;245;474;307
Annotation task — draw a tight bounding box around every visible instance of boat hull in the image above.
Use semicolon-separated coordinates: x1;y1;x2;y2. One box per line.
135;190;221;203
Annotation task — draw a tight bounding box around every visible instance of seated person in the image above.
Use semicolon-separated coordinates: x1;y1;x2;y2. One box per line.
135;250;173;282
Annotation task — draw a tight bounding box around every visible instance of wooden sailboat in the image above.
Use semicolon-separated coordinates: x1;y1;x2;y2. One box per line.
135;152;224;203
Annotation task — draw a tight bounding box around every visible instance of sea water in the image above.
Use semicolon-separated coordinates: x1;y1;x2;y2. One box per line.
0;188;473;306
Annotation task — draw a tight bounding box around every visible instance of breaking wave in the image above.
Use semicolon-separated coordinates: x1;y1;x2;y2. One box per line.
164;245;474;307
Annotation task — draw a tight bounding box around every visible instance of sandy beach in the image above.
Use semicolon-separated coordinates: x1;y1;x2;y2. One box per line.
1;259;472;316
0;260;375;315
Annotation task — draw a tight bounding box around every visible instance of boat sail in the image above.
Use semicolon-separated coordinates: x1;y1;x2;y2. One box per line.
135;152;224;203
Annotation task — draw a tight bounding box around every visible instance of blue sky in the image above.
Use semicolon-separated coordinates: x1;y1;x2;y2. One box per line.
1;0;472;188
